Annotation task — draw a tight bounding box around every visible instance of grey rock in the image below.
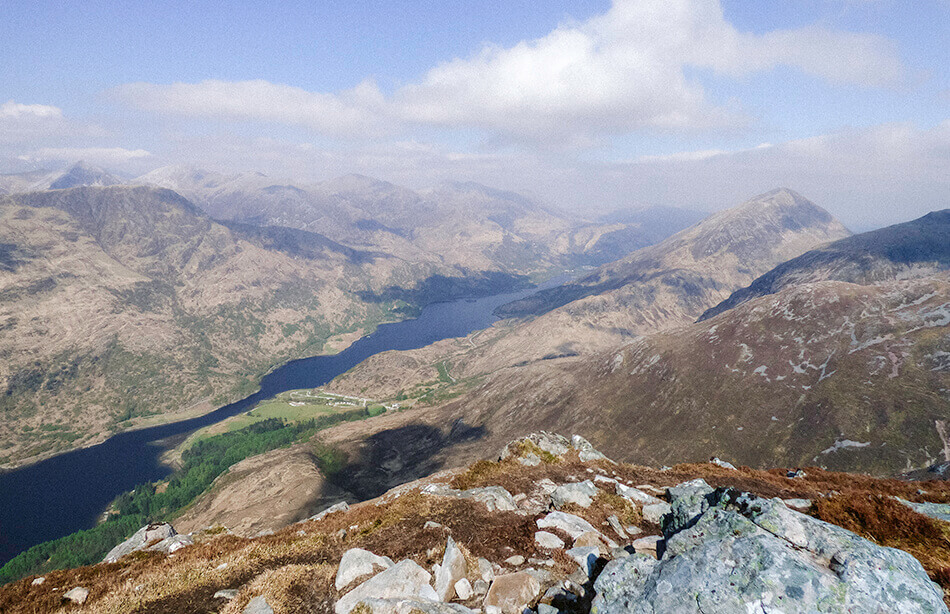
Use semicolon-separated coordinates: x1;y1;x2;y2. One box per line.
898;498;950;523
551;480;599;509
570;435;609;462
435;536;467;601
477;557;494;582
536;511;598;539
243;596;274;614
457;486;518;512
336;548;395;591
455;577;473;600
149;533;193;555
782;498;813;511
355;599;476;614
500;432;570;461
335;560;437;614
30;577;44;586
640;502;672;525
537;604;558;614
709;457;737;470
63;587;89;605
309;501;350;521
606;515;627;540
630;535;662;558
534;530;565;550
517;452;541;466
566;546;600;577
661;478;714;534
592;488;948;613
615;483;662;506
504;555;525;566
473;579;490;596
103;522;176;563
214;589;239;600
424;521;444;530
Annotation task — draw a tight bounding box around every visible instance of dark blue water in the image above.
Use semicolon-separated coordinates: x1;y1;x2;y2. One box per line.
0;280;562;565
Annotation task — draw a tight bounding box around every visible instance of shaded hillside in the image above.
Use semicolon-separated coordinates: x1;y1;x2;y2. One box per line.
701;208;950;320
0;186;408;468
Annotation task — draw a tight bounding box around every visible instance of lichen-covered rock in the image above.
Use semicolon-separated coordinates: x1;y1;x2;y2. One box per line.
336;548;395;591
335;560;437;614
660;478;714;534
591;488;949;613
500;432;571;460
63;586;89;605
551;480;599;509
571;435;609;462
458;486;518;512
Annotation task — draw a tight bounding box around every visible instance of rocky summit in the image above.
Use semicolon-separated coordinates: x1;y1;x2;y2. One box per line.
4;432;950;613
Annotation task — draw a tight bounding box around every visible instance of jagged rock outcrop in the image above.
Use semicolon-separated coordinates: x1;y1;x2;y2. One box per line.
592;481;948;613
102;523;179;563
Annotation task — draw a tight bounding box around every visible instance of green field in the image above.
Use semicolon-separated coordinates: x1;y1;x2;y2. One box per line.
177;389;387;451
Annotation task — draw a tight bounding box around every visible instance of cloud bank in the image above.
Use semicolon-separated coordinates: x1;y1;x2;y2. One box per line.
111;0;903;144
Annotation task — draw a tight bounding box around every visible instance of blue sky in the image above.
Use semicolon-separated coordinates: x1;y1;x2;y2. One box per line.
1;0;947;228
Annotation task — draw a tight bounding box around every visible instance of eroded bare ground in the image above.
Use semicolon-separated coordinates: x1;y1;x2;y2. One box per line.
6;437;950;613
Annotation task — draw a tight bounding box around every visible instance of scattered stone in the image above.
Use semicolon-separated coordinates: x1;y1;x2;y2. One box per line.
335;560;437;614
213;589;238;600
504;555;525;566
787;469;807;479
566;546;600;577
483;572;542;614
63;587;89;605
517;452;541;466
594;474;618;486
640;502;672;525
336;548;395;591
529;557;555;567
477;558;494;583
625;525;642;536
103;522;177;563
215;562;228;570
536;478;558;495
606;515;627;540
335;529;347;540
615;483;662;506
592;488;949;613
455;578;473;600
631;535;663;558
570;435;609;462
435;536;467;601
708;457;737;470
31;577;44;586
782;498;813;511
551;480;599;509
534;531;564;550
457;486;518;512
537;604;558;614
473;579;489;596
244;596;275;614
310;501;350;521
424;521;443;530
574;530;615;552
536;511;598;540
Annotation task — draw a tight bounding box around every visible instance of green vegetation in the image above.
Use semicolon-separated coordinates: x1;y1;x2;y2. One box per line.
0;404;377;584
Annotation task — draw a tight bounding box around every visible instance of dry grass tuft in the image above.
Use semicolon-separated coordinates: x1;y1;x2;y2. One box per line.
222;564;335;614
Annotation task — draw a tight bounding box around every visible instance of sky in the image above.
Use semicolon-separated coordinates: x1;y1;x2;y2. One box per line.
1;0;947;229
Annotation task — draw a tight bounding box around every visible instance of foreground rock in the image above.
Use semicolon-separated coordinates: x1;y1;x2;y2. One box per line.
102;523;177;563
336;548;395;591
335;560;438;614
484;571;542;614
593;482;948;613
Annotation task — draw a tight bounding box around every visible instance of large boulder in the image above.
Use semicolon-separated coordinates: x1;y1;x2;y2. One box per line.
592;488;948;613
484;571;542;614
335;560;437;614
336;548;395;591
356;599;476;614
103;523;177;563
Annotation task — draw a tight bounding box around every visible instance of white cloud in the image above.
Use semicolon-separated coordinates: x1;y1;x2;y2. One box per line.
0;101;63;119
19;147;152;166
110;0;903;144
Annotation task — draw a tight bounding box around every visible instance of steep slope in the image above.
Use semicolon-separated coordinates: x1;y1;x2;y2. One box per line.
701;208;950;320
0;186;405;467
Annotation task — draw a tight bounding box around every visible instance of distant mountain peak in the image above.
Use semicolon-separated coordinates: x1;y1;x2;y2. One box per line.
48;161;122;190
